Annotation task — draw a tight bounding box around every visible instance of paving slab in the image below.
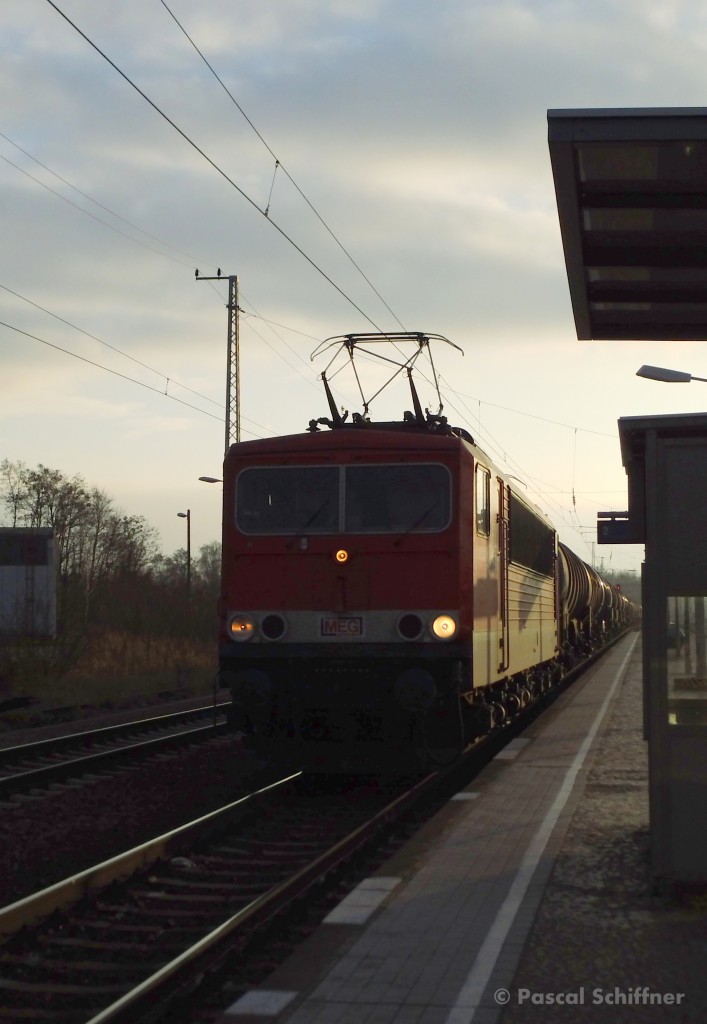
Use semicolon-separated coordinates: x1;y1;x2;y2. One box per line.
216;633;704;1024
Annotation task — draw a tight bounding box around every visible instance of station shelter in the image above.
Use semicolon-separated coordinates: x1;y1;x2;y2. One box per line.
548;107;707;882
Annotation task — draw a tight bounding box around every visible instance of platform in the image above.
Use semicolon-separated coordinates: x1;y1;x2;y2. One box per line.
217;633;706;1023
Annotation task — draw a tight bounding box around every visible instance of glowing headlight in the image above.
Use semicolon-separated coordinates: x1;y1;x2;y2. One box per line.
431;614;457;640
228;613;256;642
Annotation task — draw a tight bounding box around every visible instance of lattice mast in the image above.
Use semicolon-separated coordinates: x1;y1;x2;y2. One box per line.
196;271;240;453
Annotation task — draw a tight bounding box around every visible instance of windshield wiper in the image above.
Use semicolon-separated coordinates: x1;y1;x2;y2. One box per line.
286;499;331;548
394;500;439;547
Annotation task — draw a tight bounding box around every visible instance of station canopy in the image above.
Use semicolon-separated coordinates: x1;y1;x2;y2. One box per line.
548;108;707;340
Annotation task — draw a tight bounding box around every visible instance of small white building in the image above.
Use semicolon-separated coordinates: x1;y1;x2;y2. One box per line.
0;528;57;638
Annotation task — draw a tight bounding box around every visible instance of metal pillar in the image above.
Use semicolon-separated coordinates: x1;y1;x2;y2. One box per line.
196;271;240;454
225;275;240;451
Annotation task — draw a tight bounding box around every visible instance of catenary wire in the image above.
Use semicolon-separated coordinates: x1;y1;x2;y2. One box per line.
0;151;338;425
0;130;210;268
0;135;318;406
4;15;492;441
158;0;406;331
0;136;327;426
444;383;618;440
0;282;278;434
29;6;633;568
45;0;386;333
0;318;270;439
0;282;222;409
378;354;624;559
0;151;195;270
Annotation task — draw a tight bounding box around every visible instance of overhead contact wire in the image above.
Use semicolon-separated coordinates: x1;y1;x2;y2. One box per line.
2;320;221;421
0;283;221;408
45;0;385;332
0;130;208;267
0;318;273;437
159;0;406;330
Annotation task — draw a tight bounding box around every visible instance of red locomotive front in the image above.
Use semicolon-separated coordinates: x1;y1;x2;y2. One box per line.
217;425;477;771
214;331;638;773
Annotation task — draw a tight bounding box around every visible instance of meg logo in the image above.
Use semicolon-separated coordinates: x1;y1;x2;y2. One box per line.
321;616;364;637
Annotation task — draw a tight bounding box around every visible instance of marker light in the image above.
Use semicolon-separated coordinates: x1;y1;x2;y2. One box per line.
335;549;349;563
228;613;255;642
432;614;457;640
398;613;424;640
261;613;286;640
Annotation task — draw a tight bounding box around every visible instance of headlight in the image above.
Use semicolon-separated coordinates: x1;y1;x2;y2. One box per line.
431;614;457;640
228;613;256;642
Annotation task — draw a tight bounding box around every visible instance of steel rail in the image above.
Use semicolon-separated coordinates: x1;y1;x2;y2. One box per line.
0;767;439;1023
0;630;637;1024
0;702;230;758
0;706;230;799
83;769;440;1024
0;772;302;941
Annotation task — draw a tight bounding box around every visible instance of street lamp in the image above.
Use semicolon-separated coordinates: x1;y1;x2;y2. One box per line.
177;509;191;599
199;476;222;483
637;364;707;384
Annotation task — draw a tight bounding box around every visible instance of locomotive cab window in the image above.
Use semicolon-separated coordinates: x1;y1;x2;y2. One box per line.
475;465;490;536
236;466;339;534
235;463;450;535
344;463;450;534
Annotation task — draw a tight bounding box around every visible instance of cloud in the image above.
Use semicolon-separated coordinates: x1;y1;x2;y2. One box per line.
4;0;707;564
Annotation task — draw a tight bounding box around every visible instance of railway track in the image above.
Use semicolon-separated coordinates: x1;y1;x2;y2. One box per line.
0;704;230;801
0;767;452;1024
0;633;635;1023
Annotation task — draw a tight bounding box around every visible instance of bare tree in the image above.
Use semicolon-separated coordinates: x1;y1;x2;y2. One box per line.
195;540;221;594
74;489;116;623
1;460;217;645
0;459;29;527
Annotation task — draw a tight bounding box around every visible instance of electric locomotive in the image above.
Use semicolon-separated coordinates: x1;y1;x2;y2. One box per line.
216;333;637;772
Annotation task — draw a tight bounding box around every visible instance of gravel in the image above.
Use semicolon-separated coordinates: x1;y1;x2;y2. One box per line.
500;650;707;1023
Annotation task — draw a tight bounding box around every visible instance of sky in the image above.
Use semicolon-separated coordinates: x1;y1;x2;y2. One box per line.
3;1;707;573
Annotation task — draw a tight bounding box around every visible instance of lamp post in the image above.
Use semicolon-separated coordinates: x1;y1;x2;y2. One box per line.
636;364;707;384
636;363;707;683
177;510;191;599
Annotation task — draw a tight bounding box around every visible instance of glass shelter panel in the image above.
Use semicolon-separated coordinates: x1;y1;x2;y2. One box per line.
667;595;707;726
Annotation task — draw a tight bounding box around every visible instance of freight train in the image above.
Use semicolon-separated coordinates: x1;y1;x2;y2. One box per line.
216;333;639;772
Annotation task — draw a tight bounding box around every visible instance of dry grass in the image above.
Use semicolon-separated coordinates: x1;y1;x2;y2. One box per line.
1;628;217;710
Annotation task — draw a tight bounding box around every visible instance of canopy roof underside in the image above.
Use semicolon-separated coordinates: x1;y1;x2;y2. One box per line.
548;108;707;340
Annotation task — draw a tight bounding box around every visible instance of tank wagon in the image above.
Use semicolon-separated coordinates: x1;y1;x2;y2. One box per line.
216;333;639;772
